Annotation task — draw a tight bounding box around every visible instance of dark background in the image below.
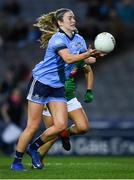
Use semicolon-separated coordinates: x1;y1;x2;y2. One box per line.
0;0;134;155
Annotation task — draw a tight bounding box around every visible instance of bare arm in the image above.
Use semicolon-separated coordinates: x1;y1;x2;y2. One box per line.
83;63;94;103
58;48;98;64
83;62;94;90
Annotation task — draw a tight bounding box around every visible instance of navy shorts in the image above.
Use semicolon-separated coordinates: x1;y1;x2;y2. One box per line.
27;77;67;105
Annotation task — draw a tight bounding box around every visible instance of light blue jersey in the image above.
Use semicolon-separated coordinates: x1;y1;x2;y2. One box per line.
32;29;87;88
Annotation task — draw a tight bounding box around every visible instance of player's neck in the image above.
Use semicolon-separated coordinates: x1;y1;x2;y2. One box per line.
60;27;73;38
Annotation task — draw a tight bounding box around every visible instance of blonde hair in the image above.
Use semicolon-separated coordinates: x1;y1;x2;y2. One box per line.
34;8;71;48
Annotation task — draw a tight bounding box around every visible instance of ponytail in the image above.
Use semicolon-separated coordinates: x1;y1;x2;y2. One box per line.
34;12;59;48
34;8;71;48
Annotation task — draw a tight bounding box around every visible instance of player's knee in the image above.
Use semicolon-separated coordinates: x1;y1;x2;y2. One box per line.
26;124;40;133
77;125;89;134
55;122;67;133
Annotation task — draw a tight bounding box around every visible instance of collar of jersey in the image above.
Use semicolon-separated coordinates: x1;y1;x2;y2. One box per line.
59;28;76;41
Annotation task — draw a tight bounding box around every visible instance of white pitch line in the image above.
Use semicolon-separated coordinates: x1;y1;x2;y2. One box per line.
26;162;120;166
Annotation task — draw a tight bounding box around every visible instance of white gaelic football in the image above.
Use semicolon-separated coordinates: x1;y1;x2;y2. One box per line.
94;32;116;53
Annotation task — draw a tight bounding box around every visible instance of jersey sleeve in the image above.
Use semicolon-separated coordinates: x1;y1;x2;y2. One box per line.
50;34;67;53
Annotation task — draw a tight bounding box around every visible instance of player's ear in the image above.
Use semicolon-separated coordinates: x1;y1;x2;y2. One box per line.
57;20;63;27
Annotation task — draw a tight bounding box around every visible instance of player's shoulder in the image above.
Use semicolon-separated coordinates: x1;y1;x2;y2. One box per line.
49;32;65;45
51;31;65;40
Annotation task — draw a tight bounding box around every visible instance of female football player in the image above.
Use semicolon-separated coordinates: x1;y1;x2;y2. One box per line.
11;8;101;170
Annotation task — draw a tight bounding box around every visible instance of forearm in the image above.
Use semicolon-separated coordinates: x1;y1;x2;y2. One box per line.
84;65;94;90
58;48;98;64
62;52;91;64
84;67;94;103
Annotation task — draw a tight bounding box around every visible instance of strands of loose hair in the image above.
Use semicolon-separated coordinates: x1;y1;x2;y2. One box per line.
34;8;74;48
34;12;59;48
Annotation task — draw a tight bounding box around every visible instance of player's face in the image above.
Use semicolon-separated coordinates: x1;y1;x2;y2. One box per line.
59;11;76;32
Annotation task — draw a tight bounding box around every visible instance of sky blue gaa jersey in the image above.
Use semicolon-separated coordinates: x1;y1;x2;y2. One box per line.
32;29;87;88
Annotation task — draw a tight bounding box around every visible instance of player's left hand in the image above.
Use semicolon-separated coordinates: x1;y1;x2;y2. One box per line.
94;51;107;58
84;89;94;103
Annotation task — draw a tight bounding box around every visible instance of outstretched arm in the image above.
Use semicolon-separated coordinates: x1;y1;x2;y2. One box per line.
83;63;94;103
58;48;98;64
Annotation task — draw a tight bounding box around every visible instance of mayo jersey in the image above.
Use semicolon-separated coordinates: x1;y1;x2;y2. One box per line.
32;29;87;88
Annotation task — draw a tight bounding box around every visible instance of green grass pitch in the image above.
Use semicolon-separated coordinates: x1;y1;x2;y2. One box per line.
0;154;134;179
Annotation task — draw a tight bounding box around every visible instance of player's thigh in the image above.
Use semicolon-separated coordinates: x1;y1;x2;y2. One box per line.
69;108;89;130
48;101;68;129
27;101;44;128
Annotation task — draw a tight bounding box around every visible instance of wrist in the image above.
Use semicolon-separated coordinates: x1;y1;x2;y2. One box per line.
84;52;90;59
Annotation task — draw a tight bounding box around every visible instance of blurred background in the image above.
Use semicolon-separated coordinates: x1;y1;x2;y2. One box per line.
0;0;134;156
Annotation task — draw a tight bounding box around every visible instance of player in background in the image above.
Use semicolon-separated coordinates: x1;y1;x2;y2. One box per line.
38;62;94;166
